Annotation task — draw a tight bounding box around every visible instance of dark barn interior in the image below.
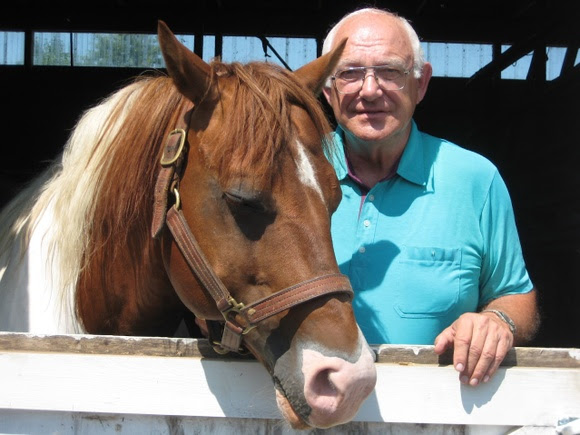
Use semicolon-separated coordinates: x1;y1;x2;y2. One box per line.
1;0;578;348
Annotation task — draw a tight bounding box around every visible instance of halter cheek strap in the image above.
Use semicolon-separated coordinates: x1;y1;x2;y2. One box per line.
151;103;193;239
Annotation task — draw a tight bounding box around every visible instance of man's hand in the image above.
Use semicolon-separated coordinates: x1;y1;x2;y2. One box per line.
433;312;513;386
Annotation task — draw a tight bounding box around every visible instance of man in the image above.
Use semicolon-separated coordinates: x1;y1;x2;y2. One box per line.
322;8;539;386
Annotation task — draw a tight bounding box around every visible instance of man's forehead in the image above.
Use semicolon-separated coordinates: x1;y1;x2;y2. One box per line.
338;19;410;51
337;13;403;38
336;40;412;69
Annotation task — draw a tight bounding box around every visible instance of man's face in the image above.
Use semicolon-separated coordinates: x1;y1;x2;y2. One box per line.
323;14;430;146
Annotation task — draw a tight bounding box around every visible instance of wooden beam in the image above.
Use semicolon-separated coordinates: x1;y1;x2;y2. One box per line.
561;46;579;76
467;33;541;85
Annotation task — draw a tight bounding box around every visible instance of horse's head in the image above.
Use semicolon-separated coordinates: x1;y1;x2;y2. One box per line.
156;21;376;429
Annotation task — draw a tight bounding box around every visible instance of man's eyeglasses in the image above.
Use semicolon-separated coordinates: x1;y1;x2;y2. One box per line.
331;65;411;94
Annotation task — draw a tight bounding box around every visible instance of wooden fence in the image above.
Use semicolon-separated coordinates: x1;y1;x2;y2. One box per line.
1;332;578;434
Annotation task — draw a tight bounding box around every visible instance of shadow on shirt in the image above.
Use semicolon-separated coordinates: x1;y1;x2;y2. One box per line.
339;239;400;344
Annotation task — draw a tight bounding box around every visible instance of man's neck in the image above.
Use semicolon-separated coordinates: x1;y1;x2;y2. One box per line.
343;129;409;189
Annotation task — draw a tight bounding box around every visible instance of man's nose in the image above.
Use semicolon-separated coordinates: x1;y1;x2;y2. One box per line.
360;72;382;98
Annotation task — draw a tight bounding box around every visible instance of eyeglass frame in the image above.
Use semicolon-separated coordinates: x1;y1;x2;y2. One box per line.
330;64;412;94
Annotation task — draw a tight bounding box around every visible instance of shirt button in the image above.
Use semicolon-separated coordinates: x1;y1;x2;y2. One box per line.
363;219;371;227
359;246;366;254
368;194;375;201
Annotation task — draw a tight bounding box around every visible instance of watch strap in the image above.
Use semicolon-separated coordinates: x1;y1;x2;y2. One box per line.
482;309;517;336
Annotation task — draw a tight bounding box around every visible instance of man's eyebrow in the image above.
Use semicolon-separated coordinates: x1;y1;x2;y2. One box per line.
335;58;408;69
378;59;408;69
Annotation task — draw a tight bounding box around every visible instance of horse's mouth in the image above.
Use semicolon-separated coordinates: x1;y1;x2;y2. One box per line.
275;389;311;430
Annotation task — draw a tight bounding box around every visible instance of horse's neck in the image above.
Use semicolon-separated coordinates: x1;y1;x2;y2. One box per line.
75;234;184;336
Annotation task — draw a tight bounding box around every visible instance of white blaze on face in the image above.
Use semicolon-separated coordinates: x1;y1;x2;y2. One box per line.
295;140;324;201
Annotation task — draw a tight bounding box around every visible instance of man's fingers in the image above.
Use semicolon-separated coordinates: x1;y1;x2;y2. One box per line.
482;331;512;382
460;318;492;384
437;313;513;387
455;313;514;385
451;318;475;377
434;328;455;355
465;333;498;386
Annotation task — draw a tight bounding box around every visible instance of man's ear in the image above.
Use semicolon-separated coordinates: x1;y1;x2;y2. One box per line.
322;85;333;105
416;62;433;104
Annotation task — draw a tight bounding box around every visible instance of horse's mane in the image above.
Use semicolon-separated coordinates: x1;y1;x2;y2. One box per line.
0;61;333;322
0;74;185;303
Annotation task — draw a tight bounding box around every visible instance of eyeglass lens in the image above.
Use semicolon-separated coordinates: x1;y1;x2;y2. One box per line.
334;66;408;93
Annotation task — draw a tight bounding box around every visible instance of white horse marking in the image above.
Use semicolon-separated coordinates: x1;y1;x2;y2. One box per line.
295;140;324;201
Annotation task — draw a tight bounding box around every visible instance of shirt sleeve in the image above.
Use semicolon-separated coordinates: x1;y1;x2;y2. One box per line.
479;171;534;306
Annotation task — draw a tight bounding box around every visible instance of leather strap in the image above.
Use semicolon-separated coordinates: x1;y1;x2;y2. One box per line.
151;104;193;239
242;273;353;324
165;206;353;353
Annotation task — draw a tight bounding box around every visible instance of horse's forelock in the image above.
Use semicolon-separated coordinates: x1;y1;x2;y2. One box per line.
205;61;332;186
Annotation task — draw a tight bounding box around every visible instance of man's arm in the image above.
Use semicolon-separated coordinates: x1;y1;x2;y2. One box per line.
482;288;540;345
434;288;539;386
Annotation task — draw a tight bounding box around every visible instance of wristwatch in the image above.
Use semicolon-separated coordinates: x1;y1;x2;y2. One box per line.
482;309;517;336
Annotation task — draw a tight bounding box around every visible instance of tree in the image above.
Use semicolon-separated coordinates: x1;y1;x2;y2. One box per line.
34;33;71;66
76;33;164;68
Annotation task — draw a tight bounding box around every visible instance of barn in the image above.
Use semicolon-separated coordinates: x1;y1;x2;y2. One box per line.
0;1;578;433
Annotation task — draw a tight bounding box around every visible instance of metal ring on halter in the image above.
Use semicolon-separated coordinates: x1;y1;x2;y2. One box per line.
160;128;187;166
221;297;257;335
172;187;181;210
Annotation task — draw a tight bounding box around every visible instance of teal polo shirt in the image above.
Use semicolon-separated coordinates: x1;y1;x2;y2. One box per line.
329;121;533;345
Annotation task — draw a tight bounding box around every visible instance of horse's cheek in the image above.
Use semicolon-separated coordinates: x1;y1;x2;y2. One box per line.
160;233;218;319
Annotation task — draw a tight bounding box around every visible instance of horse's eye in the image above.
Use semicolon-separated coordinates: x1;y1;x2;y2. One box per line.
223;191;266;212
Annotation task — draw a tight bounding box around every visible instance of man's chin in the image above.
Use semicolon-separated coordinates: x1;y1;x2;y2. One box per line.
345;123;389;142
343;118;410;145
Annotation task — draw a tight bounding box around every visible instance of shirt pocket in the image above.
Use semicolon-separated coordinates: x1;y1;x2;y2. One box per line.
395;246;462;318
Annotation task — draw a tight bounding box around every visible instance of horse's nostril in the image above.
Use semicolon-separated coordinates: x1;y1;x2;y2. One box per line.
300;343;377;428
311;368;338;397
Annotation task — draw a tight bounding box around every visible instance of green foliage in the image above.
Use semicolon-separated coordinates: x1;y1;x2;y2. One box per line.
34;33;71;66
32;32;179;67
76;33;165;68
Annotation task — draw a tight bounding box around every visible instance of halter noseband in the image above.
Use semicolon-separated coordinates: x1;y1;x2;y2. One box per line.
152;103;353;354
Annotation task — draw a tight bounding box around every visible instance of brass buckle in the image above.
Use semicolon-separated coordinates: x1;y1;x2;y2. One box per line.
160;129;187;167
222;297;256;335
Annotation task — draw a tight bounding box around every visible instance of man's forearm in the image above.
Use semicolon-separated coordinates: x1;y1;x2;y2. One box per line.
482;288;540;345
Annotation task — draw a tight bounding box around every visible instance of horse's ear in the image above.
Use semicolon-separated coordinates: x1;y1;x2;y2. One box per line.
157;20;213;105
294;38;347;96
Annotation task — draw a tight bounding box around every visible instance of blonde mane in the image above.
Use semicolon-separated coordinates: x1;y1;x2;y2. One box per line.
0;75;185;321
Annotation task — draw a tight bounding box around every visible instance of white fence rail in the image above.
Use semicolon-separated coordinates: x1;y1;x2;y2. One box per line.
0;332;578;434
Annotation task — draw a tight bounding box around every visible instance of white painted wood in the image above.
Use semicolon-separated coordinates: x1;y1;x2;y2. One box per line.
0;333;578;434
1;349;578;426
0;352;279;418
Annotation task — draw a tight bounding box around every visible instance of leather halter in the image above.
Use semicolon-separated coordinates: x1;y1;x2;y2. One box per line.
152;103;354;354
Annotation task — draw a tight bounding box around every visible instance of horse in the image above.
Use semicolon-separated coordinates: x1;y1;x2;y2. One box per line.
0;21;376;429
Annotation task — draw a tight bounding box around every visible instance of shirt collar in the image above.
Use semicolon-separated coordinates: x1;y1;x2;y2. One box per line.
329;120;430;188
